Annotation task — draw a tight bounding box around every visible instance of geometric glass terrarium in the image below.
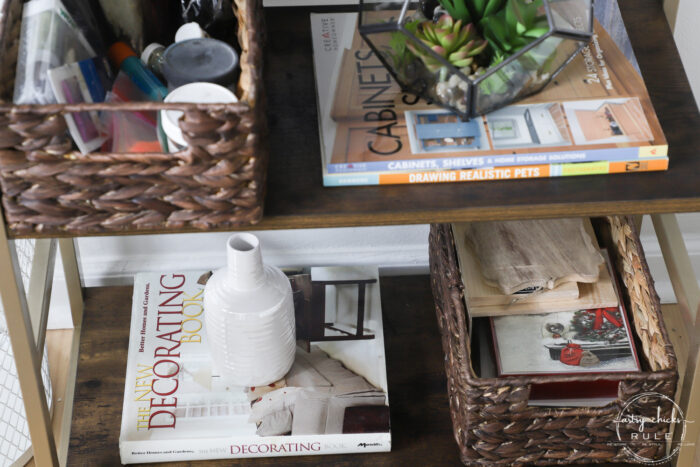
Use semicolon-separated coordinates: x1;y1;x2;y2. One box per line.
359;0;593;119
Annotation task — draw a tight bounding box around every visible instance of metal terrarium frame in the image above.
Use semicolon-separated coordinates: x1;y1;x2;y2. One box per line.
359;0;595;119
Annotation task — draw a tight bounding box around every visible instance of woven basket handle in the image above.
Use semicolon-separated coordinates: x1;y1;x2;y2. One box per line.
0;101;254;165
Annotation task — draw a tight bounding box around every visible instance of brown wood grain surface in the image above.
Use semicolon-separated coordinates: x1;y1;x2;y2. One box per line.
8;0;700;240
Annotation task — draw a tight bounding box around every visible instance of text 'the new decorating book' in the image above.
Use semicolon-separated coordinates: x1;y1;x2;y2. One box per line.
120;267;390;463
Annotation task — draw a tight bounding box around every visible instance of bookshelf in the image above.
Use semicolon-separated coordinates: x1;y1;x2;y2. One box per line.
1;0;699;465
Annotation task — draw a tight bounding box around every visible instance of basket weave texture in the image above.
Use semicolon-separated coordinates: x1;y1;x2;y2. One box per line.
0;0;266;236
429;217;678;466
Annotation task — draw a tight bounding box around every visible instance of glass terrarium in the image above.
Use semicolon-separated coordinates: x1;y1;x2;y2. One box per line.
359;0;593;119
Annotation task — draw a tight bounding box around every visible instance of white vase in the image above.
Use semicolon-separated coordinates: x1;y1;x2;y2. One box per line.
203;233;296;386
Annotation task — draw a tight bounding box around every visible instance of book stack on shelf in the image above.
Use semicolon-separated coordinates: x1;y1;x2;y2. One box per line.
311;6;668;187
119;266;391;464
454;218;641;407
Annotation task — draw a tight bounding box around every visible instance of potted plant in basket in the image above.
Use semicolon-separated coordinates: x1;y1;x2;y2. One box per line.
359;0;593;119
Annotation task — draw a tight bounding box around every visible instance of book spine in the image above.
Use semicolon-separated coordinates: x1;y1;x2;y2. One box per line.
120;434;392;464
323;158;668;187
327;145;668;174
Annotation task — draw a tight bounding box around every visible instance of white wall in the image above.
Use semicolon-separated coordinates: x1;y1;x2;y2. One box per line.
672;0;700;111
46;225;431;328
72;225;430;285
42;214;700;329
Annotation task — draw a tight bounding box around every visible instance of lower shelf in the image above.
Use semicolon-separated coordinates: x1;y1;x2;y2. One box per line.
67;276;459;466
64;276;674;466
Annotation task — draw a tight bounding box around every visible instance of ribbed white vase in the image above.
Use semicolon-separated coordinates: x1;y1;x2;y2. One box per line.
204;233;296;386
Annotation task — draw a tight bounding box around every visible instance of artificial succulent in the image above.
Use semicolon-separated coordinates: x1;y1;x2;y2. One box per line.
438;0;506;25
407;14;488;74
480;0;549;58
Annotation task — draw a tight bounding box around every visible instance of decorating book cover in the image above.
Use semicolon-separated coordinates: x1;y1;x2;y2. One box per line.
310;5;668;186
119;267;390;464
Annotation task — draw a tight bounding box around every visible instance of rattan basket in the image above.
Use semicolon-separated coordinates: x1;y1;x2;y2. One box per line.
0;0;266;236
429;217;678;466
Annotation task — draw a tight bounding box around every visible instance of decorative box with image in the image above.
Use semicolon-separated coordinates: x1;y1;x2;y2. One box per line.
491;306;640;375
488;249;642;407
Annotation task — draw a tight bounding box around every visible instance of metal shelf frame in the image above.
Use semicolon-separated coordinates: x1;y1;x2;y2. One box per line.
0;210;699;466
0;219;83;467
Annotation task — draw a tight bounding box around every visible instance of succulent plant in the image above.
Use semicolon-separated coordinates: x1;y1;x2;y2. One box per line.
488;49;507;67
480;0;549;57
407;14;488;75
438;0;506;25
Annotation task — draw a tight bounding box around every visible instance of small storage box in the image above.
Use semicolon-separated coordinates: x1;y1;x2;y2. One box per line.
429;217;678;465
0;0;266;236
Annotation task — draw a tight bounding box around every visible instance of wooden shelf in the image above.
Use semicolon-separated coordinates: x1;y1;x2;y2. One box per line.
66;277;655;466
68;277;461;466
11;0;700;240
249;0;700;230
7;0;700;464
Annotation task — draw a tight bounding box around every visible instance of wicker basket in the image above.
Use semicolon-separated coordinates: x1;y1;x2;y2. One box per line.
429;217;678;466
0;0;266;236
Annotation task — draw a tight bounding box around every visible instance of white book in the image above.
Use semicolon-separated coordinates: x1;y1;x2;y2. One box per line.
119;267;391;463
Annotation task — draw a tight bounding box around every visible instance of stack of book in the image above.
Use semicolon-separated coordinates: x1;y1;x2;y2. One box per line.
311;9;668;186
454;218;641;407
119;267;391;464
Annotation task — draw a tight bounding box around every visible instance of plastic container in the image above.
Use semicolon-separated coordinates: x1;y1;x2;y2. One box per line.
13;0;96;104
108;41;168;101
161;38;239;90
160;82;238;152
175;22;209;42
141;43;166;76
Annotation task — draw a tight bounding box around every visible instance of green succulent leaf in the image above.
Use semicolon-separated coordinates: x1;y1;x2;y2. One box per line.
479;0;548;62
506;0;541;32
518;0;540;28
471;0;488;17
489;49;507;67
404;19;420;34
388;28;418;69
405;15;488;75
438;0;472;23
481;13;511;53
504;0;520;31
441;0;507;27
524;26;549;38
483;0;506;17
389;32;406;55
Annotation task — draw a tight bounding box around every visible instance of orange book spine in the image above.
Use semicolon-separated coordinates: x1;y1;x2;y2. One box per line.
373;159;668;185
378;165;549;185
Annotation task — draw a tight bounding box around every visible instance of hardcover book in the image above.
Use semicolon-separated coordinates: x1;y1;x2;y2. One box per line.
119;267;390;463
310;5;668;186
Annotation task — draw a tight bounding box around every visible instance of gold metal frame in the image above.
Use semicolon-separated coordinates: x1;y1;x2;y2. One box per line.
651;214;700;466
0;204;83;466
0;206;697;465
